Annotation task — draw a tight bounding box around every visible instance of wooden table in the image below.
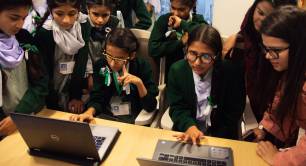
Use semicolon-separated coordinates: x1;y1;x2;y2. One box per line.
0;109;268;166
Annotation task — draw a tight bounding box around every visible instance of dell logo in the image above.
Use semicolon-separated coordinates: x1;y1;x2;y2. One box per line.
50;134;60;142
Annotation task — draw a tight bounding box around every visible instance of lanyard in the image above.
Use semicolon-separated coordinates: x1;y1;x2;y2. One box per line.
112;71;122;95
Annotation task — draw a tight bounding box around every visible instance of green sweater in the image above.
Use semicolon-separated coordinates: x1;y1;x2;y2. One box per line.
167;59;246;139
115;0;152;29
149;13;207;75
34;21;91;106
0;29;48;114
87;57;158;123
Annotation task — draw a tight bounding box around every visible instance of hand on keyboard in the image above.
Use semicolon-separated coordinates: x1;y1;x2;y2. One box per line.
173;125;204;145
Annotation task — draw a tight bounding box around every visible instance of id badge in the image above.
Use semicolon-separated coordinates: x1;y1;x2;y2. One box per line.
59;61;75;75
110;96;131;116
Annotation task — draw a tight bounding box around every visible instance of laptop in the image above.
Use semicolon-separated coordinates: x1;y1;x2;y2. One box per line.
137;139;234;166
10;113;120;164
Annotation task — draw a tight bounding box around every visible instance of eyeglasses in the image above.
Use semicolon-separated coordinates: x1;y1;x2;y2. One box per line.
102;51;129;65
186;50;216;64
262;46;289;59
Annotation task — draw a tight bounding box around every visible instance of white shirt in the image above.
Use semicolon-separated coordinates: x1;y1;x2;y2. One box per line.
192;69;212;121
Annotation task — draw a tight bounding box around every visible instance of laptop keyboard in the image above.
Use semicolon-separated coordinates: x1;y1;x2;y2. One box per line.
158;153;227;166
93;136;105;150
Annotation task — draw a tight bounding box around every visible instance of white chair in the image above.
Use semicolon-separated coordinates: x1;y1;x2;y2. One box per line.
160;107;173;130
241;97;258;136
130;28;167;126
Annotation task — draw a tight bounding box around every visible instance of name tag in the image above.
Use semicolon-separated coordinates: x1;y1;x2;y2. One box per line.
110;96;131;116
59;61;75;75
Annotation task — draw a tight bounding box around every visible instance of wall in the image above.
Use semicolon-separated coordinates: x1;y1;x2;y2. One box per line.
212;0;254;38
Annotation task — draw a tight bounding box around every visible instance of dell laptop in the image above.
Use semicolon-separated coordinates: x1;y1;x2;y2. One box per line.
10;113;120;164
137;139;234;166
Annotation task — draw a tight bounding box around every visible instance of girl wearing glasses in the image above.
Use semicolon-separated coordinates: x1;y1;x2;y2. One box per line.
168;25;246;144
69;28;158;124
34;0;90;114
0;0;48;137
223;0;295;122
149;0;207;78
253;6;306;166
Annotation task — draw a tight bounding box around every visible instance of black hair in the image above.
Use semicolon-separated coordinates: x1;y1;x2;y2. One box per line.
36;0;82;31
105;28;139;55
86;0;116;11
0;0;32;11
187;24;222;58
186;24;223;104
258;5;306;144
170;0;196;8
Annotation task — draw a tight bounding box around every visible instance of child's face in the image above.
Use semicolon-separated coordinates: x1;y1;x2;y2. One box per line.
186;41;215;76
104;44;130;72
170;0;192;19
262;34;289;72
253;1;273;31
0;6;29;36
88;5;111;28
52;5;79;30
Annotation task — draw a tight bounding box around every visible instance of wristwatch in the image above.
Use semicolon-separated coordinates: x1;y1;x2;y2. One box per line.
258;124;264;130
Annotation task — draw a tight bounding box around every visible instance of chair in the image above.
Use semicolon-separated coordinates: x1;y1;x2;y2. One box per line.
241;97;258;136
160;107;173;130
130;28;167;126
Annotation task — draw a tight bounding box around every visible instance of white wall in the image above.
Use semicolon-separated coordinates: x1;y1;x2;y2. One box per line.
213;0;254;38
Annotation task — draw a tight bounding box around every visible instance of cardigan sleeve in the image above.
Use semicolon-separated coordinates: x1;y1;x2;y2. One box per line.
148;14;184;58
167;64;196;131
15;30;49;114
132;0;152;29
69;21;90;100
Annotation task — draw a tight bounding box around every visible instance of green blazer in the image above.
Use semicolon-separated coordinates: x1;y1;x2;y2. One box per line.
149;13;207;76
167;59;246;139
0;29;48;115
115;0;152;29
86;57;158;123
34;21;91;108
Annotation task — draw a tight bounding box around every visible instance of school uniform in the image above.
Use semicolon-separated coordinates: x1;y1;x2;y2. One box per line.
0;29;48;117
115;0;152;29
167;59;246;139
148;13;207;77
260;81;306;166
88;15;119;65
86;57;158;124
34;15;90;111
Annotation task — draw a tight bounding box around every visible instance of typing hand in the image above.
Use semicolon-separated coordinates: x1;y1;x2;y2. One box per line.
69;113;95;124
68;99;84;114
173;126;204;145
168;15;182;29
0;116;17;136
256;141;278;165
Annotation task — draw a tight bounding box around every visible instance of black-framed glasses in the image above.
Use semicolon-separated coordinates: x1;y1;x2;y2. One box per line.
102;50;129;65
186;50;216;64
262;46;289;59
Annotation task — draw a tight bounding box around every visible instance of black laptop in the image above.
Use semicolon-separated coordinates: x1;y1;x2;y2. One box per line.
10;113;120;164
137;139;234;166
